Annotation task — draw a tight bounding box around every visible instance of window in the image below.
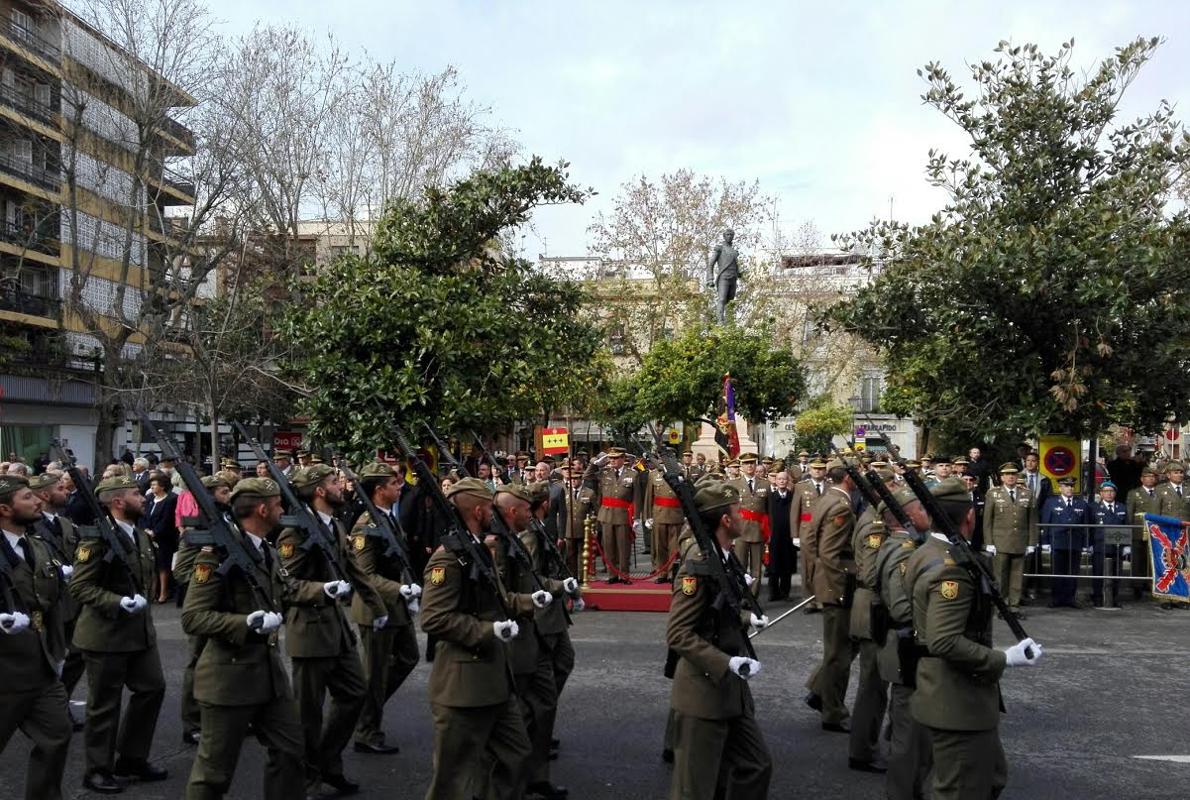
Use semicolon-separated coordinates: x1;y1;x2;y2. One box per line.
10;10;34;44
859;372;883;413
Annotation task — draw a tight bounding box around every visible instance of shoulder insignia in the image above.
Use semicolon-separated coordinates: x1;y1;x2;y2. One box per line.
75;543;91;563
193;563;213;584
901;540;915;549
430;565;446;586
865;534;883;549
278;541;295;559
939;580;959;600
352;534;366;552
899;561;908;575
681;575;697;596
943;556;957;567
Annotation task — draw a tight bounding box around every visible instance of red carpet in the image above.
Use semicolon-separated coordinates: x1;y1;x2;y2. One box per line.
582;580;672;612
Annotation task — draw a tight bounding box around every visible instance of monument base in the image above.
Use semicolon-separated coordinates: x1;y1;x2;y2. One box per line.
691;419;759;461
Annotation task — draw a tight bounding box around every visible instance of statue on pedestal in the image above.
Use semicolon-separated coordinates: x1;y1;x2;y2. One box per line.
707;229;740;325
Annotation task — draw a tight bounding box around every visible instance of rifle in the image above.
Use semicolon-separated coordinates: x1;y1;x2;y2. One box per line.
232;422;347;583
334;458;416;586
391;426;511;619
901;466;1034;656
49;438;138;596
830;445;920;539
139;413;276;611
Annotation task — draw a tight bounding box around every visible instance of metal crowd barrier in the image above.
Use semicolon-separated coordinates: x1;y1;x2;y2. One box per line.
1018;522;1151;607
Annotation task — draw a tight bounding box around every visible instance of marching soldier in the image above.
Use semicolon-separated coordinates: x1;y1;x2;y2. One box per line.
644;465;686;582
666;480;771;799
981;463;1038;617
1125;466;1161;599
585;449;638;584
276;464;388;796
181;477;305;798
348;462;421;755
419;478;539;800
906;478;1044;799
70;474;168;793
728;454;770;597
0;474;71;800
560;468;595;577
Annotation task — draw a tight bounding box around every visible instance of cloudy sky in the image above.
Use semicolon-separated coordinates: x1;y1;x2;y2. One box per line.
204;0;1190;256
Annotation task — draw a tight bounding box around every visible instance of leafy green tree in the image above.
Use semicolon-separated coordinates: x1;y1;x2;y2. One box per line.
793;398;853;457
280;159;604;454
826;38;1190;442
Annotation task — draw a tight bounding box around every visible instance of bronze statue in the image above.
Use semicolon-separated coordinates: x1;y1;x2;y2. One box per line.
707;229;740;325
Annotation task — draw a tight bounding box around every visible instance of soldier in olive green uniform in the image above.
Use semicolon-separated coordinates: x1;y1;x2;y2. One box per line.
728;454;769;597
276;464;388;795
585;448;638;583
560;468;595;577
0;475;71;800
795;459;828;611
644;467;686;581
803;462;858;730
982;463;1038;615
29;473;84;710
419;478;540;800
1125;466;1161;595
667;480;771;800
1156;461;1189;521
182;477;304;799
347;462;421;755
908;478;1044;800
70;474;168;793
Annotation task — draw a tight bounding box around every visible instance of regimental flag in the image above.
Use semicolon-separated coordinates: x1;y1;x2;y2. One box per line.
1145;513;1190;603
715;374;741;458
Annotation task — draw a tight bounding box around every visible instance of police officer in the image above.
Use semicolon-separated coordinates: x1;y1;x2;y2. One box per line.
1125;466;1161;598
1092;481;1127;608
0;474;71;800
906;477;1044;799
729;454;769;597
181;477;304;798
981;463;1038;617
70;474;168;793
666;480;771;799
1039;476;1089;608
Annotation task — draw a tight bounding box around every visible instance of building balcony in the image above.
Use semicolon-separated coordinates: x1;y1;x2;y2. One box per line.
2;16;60;64
0;218;58;255
0;150;58;191
0;281;60;319
0;81;56;126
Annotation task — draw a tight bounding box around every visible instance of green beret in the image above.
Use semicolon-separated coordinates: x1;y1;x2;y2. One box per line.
0;474;30;499
874;468;895;482
230;476;281;500
359;461;397;480
877;487;917;517
201;475;231;490
445;477;494;502
28;473;60;491
495;483;534;504
693;481;739;514
291;464;336;489
95;475;138;494
525;481;550;505
930;477;971;504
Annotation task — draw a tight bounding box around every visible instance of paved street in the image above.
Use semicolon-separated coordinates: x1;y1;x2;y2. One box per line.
1;593;1184;799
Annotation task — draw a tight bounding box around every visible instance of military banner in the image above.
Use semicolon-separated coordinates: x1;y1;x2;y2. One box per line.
715;373;741;458
1145;513;1190;603
1039;434;1081;494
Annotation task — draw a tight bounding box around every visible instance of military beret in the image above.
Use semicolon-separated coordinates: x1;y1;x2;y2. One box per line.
877;487;916;516
1099;481;1117;491
809;459;828;469
0;474;30;499
230;476;281;500
95;474;138;494
930;477;971;504
998;463;1020;474
693;481;739;514
359;461;398;480
445;477;494;502
874;468;895;482
525;481;550;505
291;464;336;488
201;475;231;490
1166;461;1186;473
494;483;534;504
1057;476;1076;486
740;453;758;464
28;473;60;491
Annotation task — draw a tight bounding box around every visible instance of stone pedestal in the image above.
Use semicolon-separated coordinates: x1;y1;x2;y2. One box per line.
691;418;759;460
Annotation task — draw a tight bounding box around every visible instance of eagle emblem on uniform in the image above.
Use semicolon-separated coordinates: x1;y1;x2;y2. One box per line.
430;566;446;586
75;544;91;563
352;534;366;552
940;580;959;600
681;576;697;596
193;563;213;584
866;534;882;549
278;542;295;559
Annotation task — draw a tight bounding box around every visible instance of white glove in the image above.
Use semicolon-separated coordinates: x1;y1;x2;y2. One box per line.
1025;545;1036;556
792;538;801;548
246;610;267;629
728;656;761;680
1004;637;1043;666
532;590;553;608
562;577;579;595
749;613;770;631
1041;544;1052;554
409;583;423;598
120;594;148;614
743;573;755;587
645;519;654;530
571;597;586;612
323;580;352;599
984;545;997;556
407;598;420;615
399;584;416;599
0;611;30;633
632;520;644;537
258;611;283;633
1123;546;1132;558
59;564;74;580
493;619;520;641
373;615;389;630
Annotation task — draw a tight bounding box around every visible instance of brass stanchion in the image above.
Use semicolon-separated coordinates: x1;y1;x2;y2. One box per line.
581;516;593;589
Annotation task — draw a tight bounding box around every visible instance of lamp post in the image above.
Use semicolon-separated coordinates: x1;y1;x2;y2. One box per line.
848;394;861;450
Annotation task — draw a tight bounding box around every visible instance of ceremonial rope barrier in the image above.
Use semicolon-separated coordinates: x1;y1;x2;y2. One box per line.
587;534;679;581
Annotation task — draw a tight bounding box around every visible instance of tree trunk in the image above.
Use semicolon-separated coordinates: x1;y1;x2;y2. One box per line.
208;401;220;474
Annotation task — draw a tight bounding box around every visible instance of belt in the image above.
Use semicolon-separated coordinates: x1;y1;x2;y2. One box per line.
740;508;771;541
601;496;634;529
653;496;681;509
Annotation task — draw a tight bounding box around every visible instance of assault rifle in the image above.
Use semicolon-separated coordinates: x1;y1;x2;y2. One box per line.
140;413;275;611
334;459;416;586
830;445;920;540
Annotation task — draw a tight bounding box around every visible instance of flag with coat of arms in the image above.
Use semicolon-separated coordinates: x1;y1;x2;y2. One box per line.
1144;513;1190;603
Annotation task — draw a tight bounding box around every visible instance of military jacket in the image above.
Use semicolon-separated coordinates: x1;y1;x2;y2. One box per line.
34;513;78;622
666;538;755;721
982;485;1038;554
908;535;1005;731
848;507;885;640
70;522;158;653
643;470;685;526
419;535;537;708
276;514;386;658
0;533;66;692
347;511;416;630
806;487;856;606
492;527;555;675
1156;482;1190;522
561;485;595;539
521;523;568;637
585;464;638;526
1126;486;1162;534
181;536;292;705
875;531;921;685
728;476;770;544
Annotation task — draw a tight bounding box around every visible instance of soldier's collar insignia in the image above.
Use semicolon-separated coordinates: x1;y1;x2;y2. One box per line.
193;563;213;584
430;565;446;586
939;580;959;600
278;541;295;559
681;575;697;596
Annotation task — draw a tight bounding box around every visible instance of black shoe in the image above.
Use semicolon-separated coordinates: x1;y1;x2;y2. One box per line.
323;774;361;795
354;740;400;754
83;770;124;794
527;781;569;799
621;578;633;585
803;692;823;712
804;605;822;615
113;759;168;782
607;576;620;585
654;575;669;584
848;757;888;773
822;721;851;733
183;729;201;745
661;747;674;764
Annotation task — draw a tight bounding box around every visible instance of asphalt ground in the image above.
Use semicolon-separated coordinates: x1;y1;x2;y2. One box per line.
1;587;1185;799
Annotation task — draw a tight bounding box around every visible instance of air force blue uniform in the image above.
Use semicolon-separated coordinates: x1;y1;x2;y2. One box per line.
1091;500;1128;606
1040;495;1089;606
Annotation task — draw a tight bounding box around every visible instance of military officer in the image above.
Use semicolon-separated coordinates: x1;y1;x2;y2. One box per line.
419;478;539;800
981;463;1038;616
181;477;305;798
907;478;1043;799
1039;477;1089;608
347;462;421;755
1156;461;1189;521
1091;482;1128;608
0;474;71;800
585;448;638;584
644;465;686;582
1125;466;1161;598
795;459;828;612
666;480;771;800
276;464;387;796
559;468;594;577
803;460;857;731
70;474;167;793
728;454;770;597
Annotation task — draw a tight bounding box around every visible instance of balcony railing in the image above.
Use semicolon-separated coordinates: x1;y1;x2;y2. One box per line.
3;17;60;63
0;282;60;318
0;217;58;254
0;82;55;125
0;150;59;191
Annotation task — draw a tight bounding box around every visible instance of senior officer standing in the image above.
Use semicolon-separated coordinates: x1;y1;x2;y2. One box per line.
585;449;638;583
1125;466;1161;599
728;454;770;597
981;463;1038;617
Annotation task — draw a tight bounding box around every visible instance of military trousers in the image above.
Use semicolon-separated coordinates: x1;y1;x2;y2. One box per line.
426;697;530;800
525;630;575;784
670;710;771;800
805;605;857;725
564;537;582;579
927;725;1007;800
604;523;631;575
354;623;419;747
186;697;305;799
992;551;1026;609
1131;532;1150;596
885;683;932;800
0;680;71;800
291;649;367;782
181;635;207;736
652;523;682;572
81;645;165;773
60;617;85;699
848;638;888;763
731;539;765;597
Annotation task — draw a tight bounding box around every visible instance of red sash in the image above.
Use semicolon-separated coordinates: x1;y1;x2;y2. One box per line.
740;508;772;542
653;496;681;509
601;496;634;529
